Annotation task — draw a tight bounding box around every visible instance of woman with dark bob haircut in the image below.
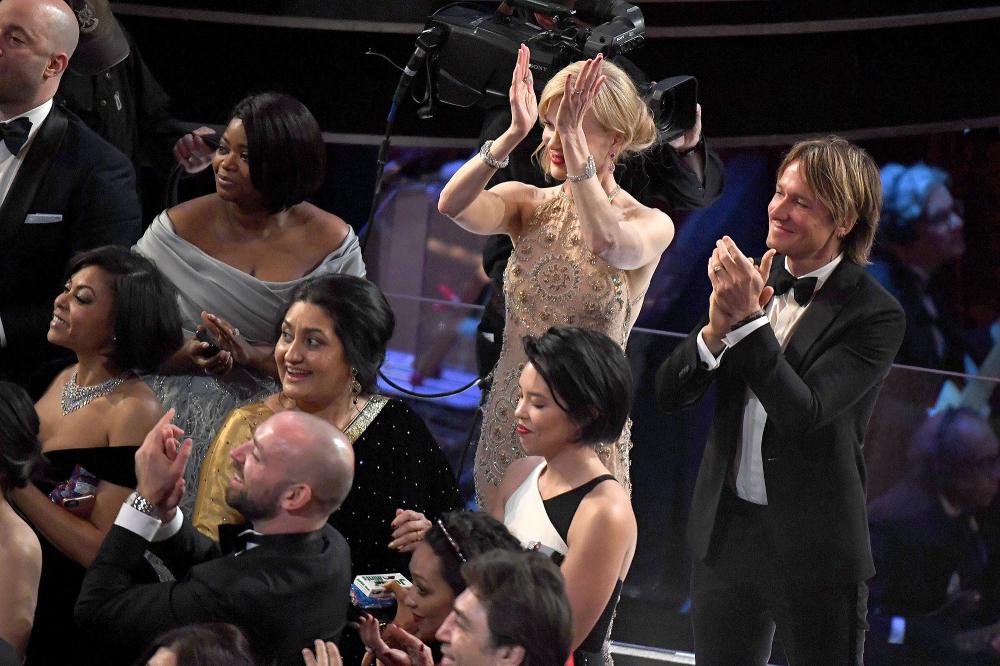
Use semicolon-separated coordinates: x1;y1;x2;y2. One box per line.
10;246;180;665
134;623;256;666
358;511;523;663
491;326;637;666
193;275;460;661
135;92;366;516
0;382;43;660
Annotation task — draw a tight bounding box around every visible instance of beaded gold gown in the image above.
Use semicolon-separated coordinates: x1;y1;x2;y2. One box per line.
475;188;642;508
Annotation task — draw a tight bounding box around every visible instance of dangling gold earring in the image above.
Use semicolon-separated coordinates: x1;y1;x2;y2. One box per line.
350;367;361;406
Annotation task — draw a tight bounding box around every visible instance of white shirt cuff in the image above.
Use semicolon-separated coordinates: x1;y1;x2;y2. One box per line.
114;504;185;542
0;314;7;348
696;330;726;370
722;316;771;348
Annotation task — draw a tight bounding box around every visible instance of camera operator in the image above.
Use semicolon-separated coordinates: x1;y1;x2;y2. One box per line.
474;0;724;379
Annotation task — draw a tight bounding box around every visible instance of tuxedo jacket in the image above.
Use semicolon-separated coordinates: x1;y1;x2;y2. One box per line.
75;519;351;666
867;253;967;372
656;257;905;586
867;480;994;661
0;106;140;384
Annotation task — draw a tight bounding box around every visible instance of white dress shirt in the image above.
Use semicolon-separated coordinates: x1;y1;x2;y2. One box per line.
0;99;55;348
696;254;844;504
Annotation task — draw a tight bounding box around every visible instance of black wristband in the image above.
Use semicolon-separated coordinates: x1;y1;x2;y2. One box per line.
677;135;704;158
730;309;766;332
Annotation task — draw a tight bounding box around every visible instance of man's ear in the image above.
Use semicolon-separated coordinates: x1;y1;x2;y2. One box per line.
281;483;313;512
44;53;70;80
494;644;526;666
837;216;857;240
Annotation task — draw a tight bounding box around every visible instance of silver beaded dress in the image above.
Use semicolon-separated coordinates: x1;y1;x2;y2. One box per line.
475;190;641;506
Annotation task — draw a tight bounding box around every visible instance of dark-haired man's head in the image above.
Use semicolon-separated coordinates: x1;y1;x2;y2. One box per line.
877;162;965;274
909;407;1000;512
436;550;572;666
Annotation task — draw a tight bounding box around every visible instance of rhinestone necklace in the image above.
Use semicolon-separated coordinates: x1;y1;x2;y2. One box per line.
61;370;132;415
558;182;622;203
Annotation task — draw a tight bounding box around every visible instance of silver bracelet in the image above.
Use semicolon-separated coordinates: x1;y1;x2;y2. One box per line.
479;140;509;169
566;155;596;182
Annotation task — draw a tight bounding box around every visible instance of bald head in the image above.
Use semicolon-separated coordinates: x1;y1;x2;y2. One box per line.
266;410;355;518
0;0;80;116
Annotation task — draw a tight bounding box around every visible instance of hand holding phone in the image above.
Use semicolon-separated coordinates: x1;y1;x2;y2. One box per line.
195;326;221;357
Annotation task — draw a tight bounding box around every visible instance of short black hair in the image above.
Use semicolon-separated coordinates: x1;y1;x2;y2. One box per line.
66;246;183;373
462;550;572;666
230;92;325;214
522;326;632;445
132;623;257;666
426;511;522;596
0;381;41;494
277;275;394;393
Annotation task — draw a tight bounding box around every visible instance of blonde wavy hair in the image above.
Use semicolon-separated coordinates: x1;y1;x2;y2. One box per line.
778;136;883;265
533;59;657;176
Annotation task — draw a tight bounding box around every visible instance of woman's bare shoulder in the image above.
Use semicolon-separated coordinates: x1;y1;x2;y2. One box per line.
293;203;351;252
106;379;163;446
167;195;219;242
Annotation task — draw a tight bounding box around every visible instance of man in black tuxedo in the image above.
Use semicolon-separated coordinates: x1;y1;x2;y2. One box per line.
0;0;140;392
868;408;1000;664
657;136;905;664
75;408;354;666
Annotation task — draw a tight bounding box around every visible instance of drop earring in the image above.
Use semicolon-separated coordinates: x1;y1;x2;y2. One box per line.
350;367;361;406
608;152;616;174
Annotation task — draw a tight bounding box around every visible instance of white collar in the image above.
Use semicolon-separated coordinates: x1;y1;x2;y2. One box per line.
1;99;54;156
784;253;844;293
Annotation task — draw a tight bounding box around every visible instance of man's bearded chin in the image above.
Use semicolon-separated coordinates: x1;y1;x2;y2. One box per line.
225;485;282;522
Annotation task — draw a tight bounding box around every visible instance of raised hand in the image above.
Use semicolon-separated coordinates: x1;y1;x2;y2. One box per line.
508;44;538;140
135;409;192;519
554;54;607;136
302;639;343;666
669;103;703;153
709;238;776;321
388;509;431;552
201;311;253;367
172;126;216;174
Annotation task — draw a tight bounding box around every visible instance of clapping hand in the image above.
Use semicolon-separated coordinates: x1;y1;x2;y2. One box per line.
389;509;431;552
554;53;607;137
358;617;433;666
135;409;192;521
703;238;775;349
508;44;538;140
302;639;343;666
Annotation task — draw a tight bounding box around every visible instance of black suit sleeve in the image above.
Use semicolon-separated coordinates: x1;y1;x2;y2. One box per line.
75;524;231;649
68;145;141;251
655;315;717;412
725;301;904;440
149;518;223;578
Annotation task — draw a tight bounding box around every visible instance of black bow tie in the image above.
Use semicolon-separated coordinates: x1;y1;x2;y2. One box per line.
0;117;32;155
772;265;818;306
